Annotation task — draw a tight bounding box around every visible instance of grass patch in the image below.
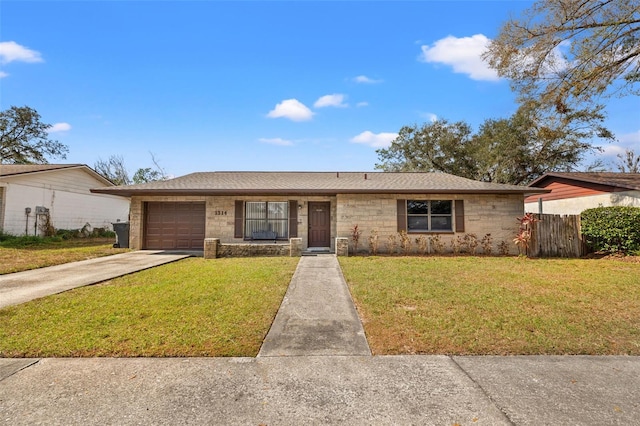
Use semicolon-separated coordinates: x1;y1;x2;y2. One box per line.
0;238;127;274
0;257;298;357
340;256;640;355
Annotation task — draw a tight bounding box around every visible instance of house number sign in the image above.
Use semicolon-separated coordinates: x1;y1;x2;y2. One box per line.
214;211;227;216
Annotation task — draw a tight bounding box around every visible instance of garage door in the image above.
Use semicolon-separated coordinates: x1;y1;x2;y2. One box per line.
144;202;206;250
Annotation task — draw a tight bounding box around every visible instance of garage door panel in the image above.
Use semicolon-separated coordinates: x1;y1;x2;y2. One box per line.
144;202;205;250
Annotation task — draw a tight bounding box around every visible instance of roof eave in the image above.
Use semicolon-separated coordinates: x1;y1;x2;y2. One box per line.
91;188;548;197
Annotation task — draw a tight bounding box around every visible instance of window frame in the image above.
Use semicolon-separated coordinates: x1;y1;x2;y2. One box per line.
405;199;453;233
244;201;290;240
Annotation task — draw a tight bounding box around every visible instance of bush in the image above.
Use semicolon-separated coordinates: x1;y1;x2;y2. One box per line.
581;206;640;254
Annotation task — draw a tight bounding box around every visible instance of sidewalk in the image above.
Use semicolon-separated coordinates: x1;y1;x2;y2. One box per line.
258;254;371;356
0;250;192;309
1;355;638;425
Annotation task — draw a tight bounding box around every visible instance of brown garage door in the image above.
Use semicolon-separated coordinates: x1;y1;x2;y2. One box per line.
144;202;206;250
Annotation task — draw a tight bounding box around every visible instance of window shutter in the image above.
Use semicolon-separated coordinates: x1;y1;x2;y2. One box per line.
397;199;407;232
289;200;298;238
455;200;465;233
234;200;244;238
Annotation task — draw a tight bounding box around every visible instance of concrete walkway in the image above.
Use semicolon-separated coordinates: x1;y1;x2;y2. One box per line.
258;254;371;356
0;250;192;309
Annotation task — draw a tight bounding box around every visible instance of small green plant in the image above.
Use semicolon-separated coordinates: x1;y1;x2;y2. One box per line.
415;235;428;255
351;224;362;255
387;234;398;255
464;233;479;255
498;240;510;256
399;230;412;255
368;229;379;255
480;234;493;255
429;235;445;254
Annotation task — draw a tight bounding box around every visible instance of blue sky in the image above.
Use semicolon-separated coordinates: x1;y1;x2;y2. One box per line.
1;0;638;178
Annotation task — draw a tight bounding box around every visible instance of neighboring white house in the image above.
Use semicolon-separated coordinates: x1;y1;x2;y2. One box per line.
525;172;640;215
0;164;130;236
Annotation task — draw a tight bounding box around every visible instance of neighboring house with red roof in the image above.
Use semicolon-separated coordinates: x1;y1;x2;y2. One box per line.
525;172;640;215
0;164;130;236
92;171;545;255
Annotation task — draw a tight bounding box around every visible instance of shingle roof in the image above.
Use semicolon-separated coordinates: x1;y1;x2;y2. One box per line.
0;163;115;186
91;171;547;196
529;172;640;191
0;164;85;177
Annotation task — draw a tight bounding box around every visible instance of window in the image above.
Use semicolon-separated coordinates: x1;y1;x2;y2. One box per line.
406;200;452;232
245;201;289;239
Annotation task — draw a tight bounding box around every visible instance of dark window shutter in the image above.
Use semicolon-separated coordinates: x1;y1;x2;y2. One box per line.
397;199;407;232
455;200;465;233
289;200;298;238
234;200;244;238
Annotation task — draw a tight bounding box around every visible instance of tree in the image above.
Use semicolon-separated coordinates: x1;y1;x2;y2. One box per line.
483;0;640;112
616;148;640;173
0;106;69;164
94;152;168;185
94;155;131;185
375;101;613;185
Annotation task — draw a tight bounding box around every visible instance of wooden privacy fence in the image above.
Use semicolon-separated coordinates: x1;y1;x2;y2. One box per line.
528;213;586;258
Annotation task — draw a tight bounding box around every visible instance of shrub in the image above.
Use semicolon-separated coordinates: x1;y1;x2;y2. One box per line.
429;235;445;254
350;224;362;255
387;234;398;255
581;206;640;254
480;234;493;255
368;229;379;255
399;230;412;255
415;235;428;255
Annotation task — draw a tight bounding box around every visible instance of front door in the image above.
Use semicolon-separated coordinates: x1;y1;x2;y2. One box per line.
308;202;331;247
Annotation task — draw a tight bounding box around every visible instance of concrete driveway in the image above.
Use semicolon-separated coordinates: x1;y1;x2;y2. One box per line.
0;250;192;309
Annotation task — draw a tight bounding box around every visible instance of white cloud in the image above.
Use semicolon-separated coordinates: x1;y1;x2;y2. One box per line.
0;71;8;78
419;34;499;81
350;131;398;148
48;122;72;133
267;99;314;121
356;101;369;107
314;94;348;108
597;130;640;158
0;41;43;64
353;75;383;84
618;130;640;145
258;137;293;146
421;112;438;122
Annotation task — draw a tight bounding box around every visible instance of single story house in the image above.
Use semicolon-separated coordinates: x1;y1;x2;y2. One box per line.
525;172;640;215
92;171;545;255
0;164;130;236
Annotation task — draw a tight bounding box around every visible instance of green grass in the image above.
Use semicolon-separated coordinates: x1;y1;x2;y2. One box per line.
0;257;299;357
339;256;640;355
0;238;128;274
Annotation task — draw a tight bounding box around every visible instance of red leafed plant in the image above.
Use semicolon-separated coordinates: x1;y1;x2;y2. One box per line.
514;213;538;256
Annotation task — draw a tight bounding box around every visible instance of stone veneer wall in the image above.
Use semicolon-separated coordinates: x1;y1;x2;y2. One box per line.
129;195;336;251
217;243;290;258
130;193;523;254
335;193;524;255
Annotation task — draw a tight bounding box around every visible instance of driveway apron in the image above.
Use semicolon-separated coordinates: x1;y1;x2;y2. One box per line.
258;254;371;357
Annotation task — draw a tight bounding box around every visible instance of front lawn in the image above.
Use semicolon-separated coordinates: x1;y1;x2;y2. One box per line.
340;256;640;355
0;238;128;274
0;257;298;357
